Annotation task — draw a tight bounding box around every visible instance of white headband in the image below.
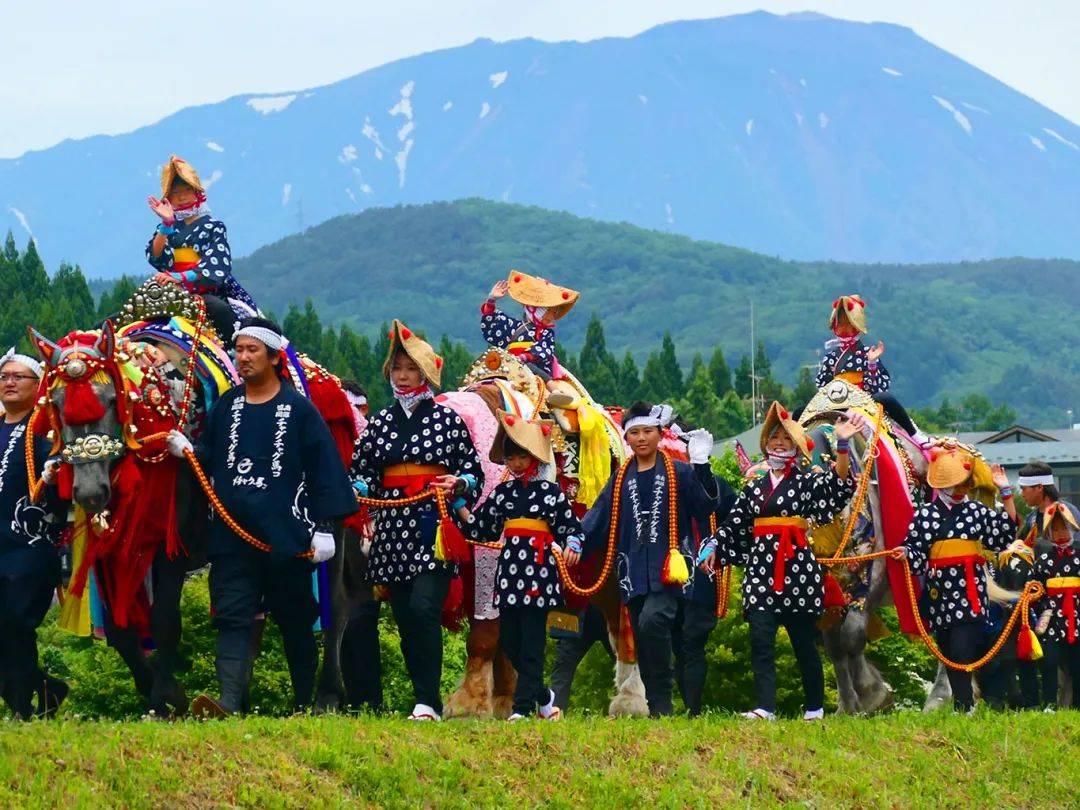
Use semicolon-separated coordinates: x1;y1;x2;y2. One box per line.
623;404;675;436
345;391;367;408
0;347;43;379
1018;474;1055;487
235;326;288;353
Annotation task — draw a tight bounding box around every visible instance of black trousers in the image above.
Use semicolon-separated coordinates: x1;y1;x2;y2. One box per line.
627;591;680;717
873;393;918;437
500;606;552;715
1041;640;1080;708
0;543;60;719
209;549;319;713
747;611;824;714
550;605;614;711
997;624;1044;709
389;569;451;714
673;598;718;715
203;294;238;343
341;599;383;711
935;621;1003;711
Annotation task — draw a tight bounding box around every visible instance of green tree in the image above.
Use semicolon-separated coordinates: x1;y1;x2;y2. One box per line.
734;355;752;398
616;351;641;405
793;366;817;406
708;347;733;398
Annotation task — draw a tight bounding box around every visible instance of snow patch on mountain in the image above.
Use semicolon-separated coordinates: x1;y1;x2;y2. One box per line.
961;102;989;115
204;170;223;188
247;94;297;114
339;145;358;163
745;118;754;136
1043;128;1079;151
480;102;491;119
362;119;388;160
1029;135;1046;152
442;101;453;111
6;206;32;238
818;112;830;129
489;71;508;89
881;67;902;77
282;183;292;205
932;96;972;135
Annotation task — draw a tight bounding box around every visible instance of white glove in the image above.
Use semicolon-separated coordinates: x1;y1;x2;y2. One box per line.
686;428;714;465
654;403;676;427
42;458;61;484
1006;539;1030;556
166;430;193;458
310;531;336;563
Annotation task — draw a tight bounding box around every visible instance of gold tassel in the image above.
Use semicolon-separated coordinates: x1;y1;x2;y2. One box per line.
661;548;689;586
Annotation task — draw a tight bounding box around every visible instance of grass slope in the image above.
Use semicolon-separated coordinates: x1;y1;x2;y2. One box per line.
1;713;1075;807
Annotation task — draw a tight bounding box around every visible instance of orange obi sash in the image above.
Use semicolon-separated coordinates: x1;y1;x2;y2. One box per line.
1047;576;1080;644
504;517;554;564
507;340;535;358
172;246;200;272
381;463;447;496
753;517;810;593
929;538;985;614
834;371;865;387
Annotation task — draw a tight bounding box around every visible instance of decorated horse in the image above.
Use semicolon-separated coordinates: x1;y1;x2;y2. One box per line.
28;277;359;716
433;346;696;718
796;378;1014;713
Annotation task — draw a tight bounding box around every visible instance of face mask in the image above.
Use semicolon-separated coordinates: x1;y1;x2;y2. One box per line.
766;448;797;473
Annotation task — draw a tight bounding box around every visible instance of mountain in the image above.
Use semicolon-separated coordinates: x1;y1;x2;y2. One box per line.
237;198;1080;424
3;12;1078;276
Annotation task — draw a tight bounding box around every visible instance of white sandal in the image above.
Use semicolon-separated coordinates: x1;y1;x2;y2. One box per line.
740;708;776;721
407;703;441;722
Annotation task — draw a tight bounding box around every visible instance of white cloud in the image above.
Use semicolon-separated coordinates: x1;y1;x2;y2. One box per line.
246;94;297;114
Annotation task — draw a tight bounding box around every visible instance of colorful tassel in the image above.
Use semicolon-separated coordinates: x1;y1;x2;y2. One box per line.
660;548;689;586
435;515;471;564
823;572;848;609
1017;626;1043;662
63;378;107;425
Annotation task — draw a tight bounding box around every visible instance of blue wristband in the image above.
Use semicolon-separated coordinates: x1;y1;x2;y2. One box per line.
450;496;467;511
696;540;717;565
157;223;176;236
352;479;369;497
567;536;583;554
457;473;477;494
835;437;850;453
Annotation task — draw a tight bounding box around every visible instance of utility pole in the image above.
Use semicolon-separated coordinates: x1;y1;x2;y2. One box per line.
749;300;758;423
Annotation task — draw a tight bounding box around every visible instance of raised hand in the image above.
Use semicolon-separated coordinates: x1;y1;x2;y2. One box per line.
835;411;869;441
489;280;509;299
148;196;176;224
867;340;886;363
990;463;1010;490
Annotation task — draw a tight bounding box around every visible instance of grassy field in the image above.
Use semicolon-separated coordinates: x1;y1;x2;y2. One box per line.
1;711;1075;808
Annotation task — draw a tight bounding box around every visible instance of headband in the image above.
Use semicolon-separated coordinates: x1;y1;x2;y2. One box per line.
345;391;368;408
623;404;675;436
1018;474;1055;487
0;347;43;379
235;326;288;353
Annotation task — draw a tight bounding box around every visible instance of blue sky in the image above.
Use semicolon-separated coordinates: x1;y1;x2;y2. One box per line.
1;0;1076;158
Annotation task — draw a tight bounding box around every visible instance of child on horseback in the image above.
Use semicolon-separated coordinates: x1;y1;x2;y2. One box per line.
146;155;259;339
813;295;924;444
457;411;583;720
480;270;578;382
699;403;863;720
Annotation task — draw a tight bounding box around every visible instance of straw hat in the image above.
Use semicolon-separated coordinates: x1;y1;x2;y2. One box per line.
760;401;815;459
926;439;977;490
160;155;205;198
1041;501;1080;535
489;409;555;466
506;270;580;321
382;319;443;388
829;294;868;335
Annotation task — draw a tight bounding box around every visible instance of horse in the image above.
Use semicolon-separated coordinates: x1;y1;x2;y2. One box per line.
31;278;358;716
798;379;1020;713
434;347;658;718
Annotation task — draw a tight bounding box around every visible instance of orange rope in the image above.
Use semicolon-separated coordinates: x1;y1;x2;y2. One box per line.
552;458;629;597
816;549;1046;672
709;512;732;618
820;403;884;564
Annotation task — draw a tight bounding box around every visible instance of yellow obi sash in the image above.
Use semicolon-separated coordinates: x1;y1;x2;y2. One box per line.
381;463;447;496
1046;577;1080;643
753;517;810;594
172;246;200;271
929;538;985;613
834;371;864;387
507;340;535;357
504;518;553;563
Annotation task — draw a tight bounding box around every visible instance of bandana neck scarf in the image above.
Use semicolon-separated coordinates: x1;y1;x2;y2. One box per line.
825;333;860;354
172;196;211;223
523;306;551;341
392;383;434;413
766;448;797;475
937;487;967;508
510;458;541;486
